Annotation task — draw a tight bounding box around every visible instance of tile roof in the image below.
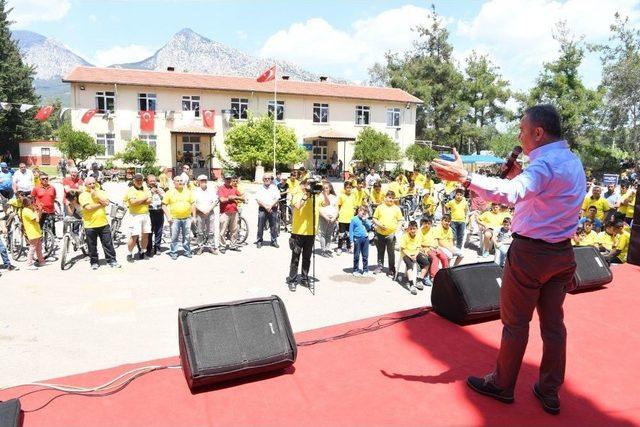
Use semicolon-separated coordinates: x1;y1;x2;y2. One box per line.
303;128;357;140
170;124;216;135
63;67;423;104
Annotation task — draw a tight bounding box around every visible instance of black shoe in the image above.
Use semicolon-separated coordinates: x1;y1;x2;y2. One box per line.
286;276;297;292
388;268;396;278
271;241;279;248
6;264;18;271
127;254;134;263
257;241;263;248
466;376;514;404
533;382;560;415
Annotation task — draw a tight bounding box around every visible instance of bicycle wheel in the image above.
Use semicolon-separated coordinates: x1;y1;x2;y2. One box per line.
9;221;25;261
79;228;88;256
60;233;71;270
234;216;249;244
43;227;56;259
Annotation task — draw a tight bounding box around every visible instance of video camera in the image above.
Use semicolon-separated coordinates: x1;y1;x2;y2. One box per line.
306;177;324;195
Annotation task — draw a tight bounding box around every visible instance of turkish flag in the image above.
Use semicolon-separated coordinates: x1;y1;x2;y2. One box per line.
257;65;276;83
203;109;215;129
34;105;54;121
140;110;155;132
81;108;97;123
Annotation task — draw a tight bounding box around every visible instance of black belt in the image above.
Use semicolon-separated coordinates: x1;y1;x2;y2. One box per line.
512;232;570;246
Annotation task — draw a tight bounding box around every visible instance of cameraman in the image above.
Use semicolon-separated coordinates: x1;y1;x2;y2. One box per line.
286;178;329;291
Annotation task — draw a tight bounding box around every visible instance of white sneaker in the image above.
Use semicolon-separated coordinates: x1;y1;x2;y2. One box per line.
362;271;373;277
352;271;362;277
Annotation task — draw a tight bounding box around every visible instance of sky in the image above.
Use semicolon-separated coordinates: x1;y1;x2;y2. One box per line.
7;0;640;91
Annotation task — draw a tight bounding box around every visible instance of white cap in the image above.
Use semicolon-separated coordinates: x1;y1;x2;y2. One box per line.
196;174;208;181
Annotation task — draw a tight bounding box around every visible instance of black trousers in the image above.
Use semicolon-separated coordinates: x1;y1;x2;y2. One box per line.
85;224;117;265
338;222;351;250
257;207;277;242
146;209;164;254
375;232;396;271
39;212;56;236
288;234;314;280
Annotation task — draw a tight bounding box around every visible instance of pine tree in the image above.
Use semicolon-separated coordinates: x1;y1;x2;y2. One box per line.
0;0;41;164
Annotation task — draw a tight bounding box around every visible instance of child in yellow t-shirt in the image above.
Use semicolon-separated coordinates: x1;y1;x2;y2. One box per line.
421;189;437;217
337;181;357;253
20;196;45;269
400;220;429;295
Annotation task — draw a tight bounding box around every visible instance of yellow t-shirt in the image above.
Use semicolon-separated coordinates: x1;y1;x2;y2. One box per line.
338;192;358;224
124;186;151;215
413;173;426;189
434;224;454;246
422;195;436;216
420;227;438;248
387;182;406;198
21;207;42;240
423;179;435;192
619;192;635;219
287;178;300;198
597;231;617;251
445;199;468;222
400;232;422;257
78;189;109;229
354;188;369;207
479;210;504;229
162;188;194;219
370;188;385;205
372;203;403;236
578;230;599;247
444;180;459;194
616;230;631;262
582;196;611;221
290;193;322;236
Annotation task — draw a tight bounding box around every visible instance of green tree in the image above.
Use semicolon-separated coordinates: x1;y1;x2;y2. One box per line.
224;115;305;168
577;142;630;174
405;143;437;168
352;126;401;169
114;138;156;168
372;5;466;148
524;22;601;149
54;123;104;165
461;52;511;153
0;0;42;163
487;126;519;158
592;13;640;153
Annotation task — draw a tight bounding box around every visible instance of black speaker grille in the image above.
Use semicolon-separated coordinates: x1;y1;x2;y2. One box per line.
449;263;502;312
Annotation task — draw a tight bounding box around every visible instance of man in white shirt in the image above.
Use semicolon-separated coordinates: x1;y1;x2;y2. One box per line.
365;168;381;188
180;164;191;186
255;172;281;248
193;175;218;255
12;163;34;194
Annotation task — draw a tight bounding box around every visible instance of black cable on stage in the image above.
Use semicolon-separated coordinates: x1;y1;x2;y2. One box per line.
297;307;432;347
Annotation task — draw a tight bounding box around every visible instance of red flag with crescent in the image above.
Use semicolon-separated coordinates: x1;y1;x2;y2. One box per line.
203;109;215;129
81;109;97;123
257;65;276;83
35;105;54;121
140;110;155;132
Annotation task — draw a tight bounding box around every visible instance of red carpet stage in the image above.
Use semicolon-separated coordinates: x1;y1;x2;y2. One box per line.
3;264;640;427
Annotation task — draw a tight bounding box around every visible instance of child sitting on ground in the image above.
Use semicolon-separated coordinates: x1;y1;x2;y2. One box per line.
400;220;430;295
349;205;373;276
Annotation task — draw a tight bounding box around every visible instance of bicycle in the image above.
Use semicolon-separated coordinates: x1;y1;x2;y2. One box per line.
6;210;25;261
40;214;57;259
109;201;127;247
60;217;88;270
229;207;249;245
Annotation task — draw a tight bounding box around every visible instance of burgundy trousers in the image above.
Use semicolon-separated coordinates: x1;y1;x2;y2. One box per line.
488;235;576;396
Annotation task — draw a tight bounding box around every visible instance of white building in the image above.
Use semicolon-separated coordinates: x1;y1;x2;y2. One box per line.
63;66;422;176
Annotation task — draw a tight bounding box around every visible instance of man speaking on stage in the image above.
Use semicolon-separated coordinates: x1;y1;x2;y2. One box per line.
431;104;586;415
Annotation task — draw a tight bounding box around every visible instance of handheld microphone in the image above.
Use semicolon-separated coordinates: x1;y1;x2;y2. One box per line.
500;146;523;179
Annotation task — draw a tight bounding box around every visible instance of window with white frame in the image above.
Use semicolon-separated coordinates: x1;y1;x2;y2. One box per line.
312;140;328;161
96;133;115;156
231;98;249;119
95;91;115;113
386;108;401;127
182;95;200;117
139;134;157;154
355;105;370;125
267;100;284;121
138;93;157;111
313;103;329;123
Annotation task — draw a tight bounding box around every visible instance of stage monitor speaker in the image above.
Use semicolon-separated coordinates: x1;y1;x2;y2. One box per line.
178;295;297;390
432;262;503;324
570;246;613;293
626;224;640;266
0;399;22;427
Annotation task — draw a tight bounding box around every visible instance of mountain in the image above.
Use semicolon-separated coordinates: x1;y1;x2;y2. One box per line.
113;28;348;83
12;30;92;104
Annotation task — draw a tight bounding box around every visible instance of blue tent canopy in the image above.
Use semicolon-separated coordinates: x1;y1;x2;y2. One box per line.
439;154;505;164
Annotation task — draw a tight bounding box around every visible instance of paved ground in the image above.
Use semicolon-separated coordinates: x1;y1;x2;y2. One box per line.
0;180;487;387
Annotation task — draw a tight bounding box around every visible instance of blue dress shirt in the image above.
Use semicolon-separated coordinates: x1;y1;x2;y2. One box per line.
469;140;586;243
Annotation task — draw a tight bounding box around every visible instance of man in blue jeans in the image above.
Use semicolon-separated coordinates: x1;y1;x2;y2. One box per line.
349;206;372;276
162;176;195;260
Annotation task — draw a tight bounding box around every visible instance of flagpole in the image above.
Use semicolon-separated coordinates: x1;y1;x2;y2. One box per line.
273;65;277;174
